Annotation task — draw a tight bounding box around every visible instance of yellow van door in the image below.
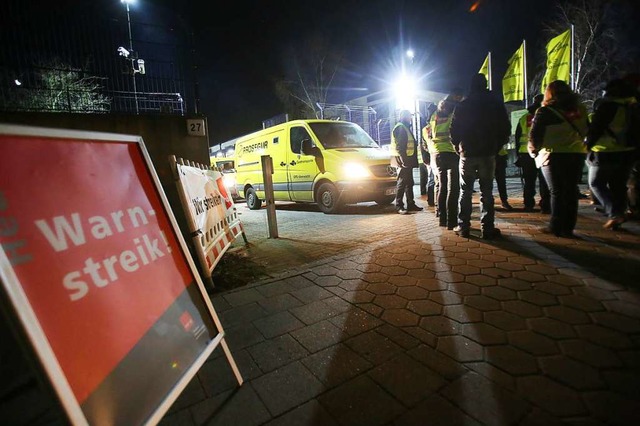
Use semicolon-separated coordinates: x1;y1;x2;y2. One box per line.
267;132;290;201
287;125;320;201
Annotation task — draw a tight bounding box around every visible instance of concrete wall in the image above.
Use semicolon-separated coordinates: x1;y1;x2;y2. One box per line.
0;112;210;254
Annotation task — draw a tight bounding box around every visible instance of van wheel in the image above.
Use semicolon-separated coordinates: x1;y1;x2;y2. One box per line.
375;195;395;206
246;187;262;210
316;183;342;214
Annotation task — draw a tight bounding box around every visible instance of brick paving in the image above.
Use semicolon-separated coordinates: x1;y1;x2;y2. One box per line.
162;179;640;426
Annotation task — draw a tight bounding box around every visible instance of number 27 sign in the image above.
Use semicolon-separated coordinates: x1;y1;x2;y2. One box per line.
186;118;206;136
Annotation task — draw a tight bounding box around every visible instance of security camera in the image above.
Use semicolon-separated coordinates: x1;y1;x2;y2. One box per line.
136;59;145;75
117;46;130;58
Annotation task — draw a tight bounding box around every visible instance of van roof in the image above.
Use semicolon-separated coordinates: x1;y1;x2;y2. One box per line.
234;119;357;145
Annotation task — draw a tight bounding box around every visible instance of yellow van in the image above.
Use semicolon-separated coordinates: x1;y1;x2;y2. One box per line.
233;120;397;213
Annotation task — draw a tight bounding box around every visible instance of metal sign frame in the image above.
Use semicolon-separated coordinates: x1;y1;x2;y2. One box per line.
0;124;242;425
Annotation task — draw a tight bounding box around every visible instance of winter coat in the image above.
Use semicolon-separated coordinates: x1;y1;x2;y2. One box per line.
450;89;511;158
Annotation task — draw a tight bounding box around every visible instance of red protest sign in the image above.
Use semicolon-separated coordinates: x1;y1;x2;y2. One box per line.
0;125;241;425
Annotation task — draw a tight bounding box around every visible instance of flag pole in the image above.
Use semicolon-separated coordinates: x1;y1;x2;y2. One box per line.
570;24;575;91
523;40;528;108
489;51;493;91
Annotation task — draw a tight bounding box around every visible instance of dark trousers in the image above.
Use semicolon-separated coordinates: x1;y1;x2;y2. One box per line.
588;155;631;219
419;162;435;202
459;155;496;231
494;154;508;202
395;167;415;209
518;153;550;210
540;154;583;235
432;152;460;228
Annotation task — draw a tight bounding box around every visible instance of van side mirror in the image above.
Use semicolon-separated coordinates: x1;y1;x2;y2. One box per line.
301;138;316;156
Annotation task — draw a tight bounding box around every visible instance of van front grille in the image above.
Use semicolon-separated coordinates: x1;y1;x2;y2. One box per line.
370;164;397;178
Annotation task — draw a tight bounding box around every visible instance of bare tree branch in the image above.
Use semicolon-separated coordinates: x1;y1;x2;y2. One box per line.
540;0;628;105
275;34;344;119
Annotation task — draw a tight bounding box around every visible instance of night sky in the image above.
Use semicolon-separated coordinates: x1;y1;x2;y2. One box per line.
188;0;563;143
3;0;639;144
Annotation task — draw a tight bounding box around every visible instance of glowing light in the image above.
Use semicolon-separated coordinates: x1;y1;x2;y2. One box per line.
14;79;22;86
393;74;417;112
171;361;179;369
222;173;236;188
469;0;482;12
343;162;371;179
406;49;415;60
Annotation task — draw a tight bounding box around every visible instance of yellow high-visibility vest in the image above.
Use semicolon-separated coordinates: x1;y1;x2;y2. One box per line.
390;122;415;156
423;115;455;154
540;105;588;154
590;97;637;153
518;113;534;153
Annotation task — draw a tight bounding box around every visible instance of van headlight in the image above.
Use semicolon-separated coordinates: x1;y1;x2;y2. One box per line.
222;173;236;188
343;162;371;179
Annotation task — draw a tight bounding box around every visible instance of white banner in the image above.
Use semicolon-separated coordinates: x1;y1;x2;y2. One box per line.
175;163;246;280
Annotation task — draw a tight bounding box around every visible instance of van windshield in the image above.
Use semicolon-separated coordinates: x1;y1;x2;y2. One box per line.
216;160;235;173
309;122;380;149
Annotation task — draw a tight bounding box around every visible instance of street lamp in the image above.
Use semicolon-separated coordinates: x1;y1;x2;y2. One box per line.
406;49;415;62
393;73;420;140
121;0;139;114
393;74;416;113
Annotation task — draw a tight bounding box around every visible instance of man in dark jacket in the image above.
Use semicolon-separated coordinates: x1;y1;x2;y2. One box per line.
450;74;511;239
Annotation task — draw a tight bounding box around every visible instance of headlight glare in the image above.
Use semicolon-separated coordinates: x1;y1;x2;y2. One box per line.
222;174;236;188
343;162;371;179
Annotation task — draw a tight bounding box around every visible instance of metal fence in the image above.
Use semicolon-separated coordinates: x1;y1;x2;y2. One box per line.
0;0;194;115
317;103;379;142
376;118;392;146
262;113;289;129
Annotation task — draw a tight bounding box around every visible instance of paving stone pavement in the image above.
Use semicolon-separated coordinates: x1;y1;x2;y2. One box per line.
161;180;640;426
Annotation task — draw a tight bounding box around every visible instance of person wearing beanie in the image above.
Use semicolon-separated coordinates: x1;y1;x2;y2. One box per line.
450;74;510;239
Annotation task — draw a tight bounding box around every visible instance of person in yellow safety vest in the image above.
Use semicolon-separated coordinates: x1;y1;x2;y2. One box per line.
514;94;550;212
390;109;422;214
585;78;640;230
422;94;462;229
529;80;589;238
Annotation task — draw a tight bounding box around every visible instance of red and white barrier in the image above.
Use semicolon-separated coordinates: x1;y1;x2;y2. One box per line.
171;157;248;287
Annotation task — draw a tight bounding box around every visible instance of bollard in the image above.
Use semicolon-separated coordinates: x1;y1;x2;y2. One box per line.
261;155;278;238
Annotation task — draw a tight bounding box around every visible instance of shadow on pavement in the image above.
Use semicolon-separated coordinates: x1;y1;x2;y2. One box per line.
162;195;640;425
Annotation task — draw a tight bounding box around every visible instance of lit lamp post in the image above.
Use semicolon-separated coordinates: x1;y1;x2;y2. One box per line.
393;73;419;140
121;0;139;114
406;49;415;62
